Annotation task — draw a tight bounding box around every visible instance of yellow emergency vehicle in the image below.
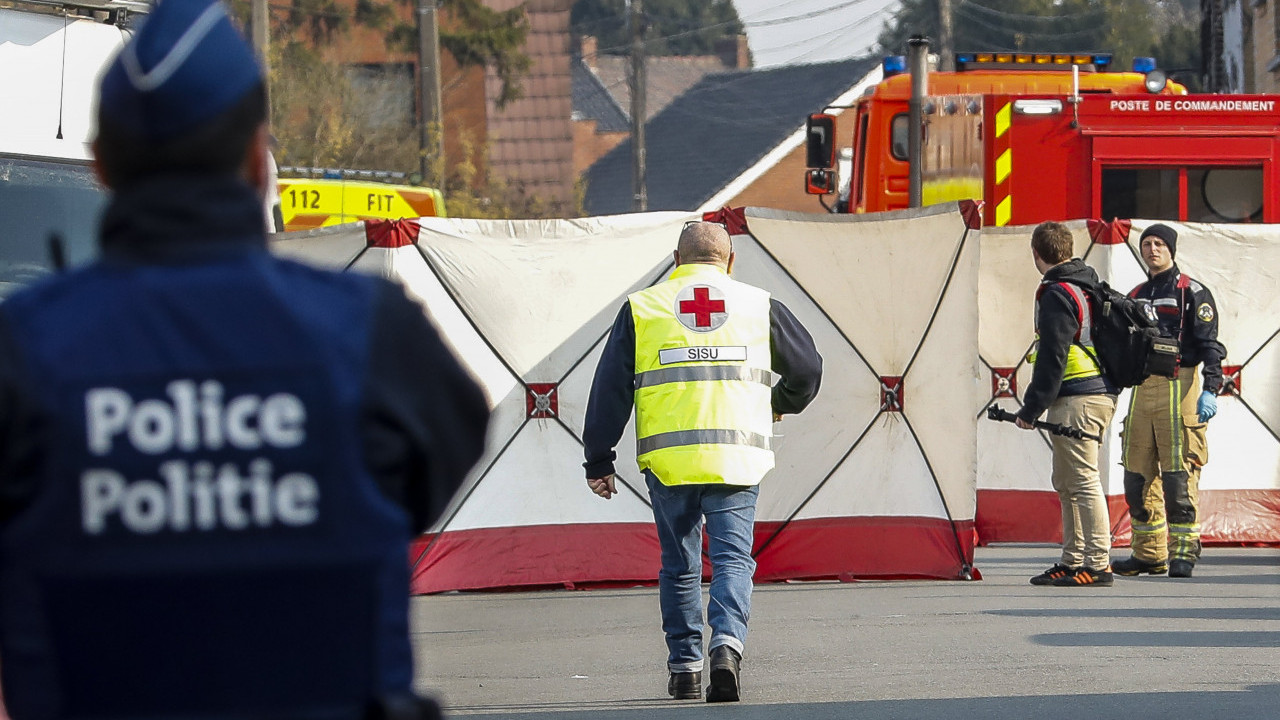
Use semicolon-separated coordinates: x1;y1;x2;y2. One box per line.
277;178;446;231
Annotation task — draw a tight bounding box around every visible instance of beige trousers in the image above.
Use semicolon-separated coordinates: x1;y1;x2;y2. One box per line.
1046;393;1117;569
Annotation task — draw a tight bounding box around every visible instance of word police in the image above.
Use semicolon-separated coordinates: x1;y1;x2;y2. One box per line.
81;380;319;535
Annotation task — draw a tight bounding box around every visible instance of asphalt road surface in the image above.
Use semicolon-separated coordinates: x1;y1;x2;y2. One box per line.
412;545;1279;719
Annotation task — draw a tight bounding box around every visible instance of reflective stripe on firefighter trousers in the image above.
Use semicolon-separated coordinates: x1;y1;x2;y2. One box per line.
629;263;774;487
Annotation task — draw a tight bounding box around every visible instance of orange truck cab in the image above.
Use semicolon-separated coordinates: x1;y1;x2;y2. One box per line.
806;52;1277;225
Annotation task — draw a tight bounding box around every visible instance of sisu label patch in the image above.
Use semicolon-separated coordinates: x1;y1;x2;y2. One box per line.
658;346;747;365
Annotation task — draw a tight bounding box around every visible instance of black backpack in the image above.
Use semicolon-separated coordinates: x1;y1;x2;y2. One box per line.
1061;279;1178;388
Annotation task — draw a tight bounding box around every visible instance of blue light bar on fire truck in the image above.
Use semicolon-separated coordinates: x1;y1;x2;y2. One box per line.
1132;56;1157;73
955;52;1112;72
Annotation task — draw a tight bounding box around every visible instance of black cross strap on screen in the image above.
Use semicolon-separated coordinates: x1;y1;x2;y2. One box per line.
986;405;1103;443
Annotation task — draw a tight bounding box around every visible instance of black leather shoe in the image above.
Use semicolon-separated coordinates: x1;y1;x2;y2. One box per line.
1112;556;1168;576
706;646;741;703
667;671;700;699
1169;559;1194;578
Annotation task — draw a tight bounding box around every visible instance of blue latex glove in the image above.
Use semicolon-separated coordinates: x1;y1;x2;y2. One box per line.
1197;390;1218;423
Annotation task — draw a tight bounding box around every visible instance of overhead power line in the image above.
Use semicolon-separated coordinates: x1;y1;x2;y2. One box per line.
955;0;1105;24
768;5;895;65
953;4;1105;41
744;0;879;28
591;0;881;58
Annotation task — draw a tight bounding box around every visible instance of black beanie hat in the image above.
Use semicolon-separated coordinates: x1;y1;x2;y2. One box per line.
1140;223;1178;259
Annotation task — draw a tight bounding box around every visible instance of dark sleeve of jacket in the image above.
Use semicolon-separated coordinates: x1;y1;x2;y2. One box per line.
1017;285;1078;423
770;299;822;415
0;312;41;523
582;302;636;479
1185;283;1227;394
362;282;490;534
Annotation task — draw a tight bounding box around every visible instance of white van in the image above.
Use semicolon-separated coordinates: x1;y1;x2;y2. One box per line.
0;0;140;296
0;0;280;299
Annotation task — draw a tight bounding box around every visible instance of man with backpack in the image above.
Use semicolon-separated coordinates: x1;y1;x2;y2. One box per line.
1113;224;1226;579
1016;221;1120;587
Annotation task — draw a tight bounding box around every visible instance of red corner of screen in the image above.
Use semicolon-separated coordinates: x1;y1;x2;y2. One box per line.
365;218;420;249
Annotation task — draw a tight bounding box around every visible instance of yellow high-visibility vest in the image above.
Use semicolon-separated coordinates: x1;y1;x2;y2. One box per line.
1028;282;1104;381
629;263;774;486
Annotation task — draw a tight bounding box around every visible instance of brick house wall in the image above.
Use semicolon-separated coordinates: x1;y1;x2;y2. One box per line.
1250;1;1280;93
723;145;829;214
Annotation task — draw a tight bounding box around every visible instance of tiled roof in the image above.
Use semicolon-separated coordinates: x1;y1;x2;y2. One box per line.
583;56;879;215
572;56;629;133
591;54;733;120
484;0;575;207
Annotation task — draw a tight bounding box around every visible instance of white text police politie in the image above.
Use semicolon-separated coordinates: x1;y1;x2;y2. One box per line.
81;379;319;535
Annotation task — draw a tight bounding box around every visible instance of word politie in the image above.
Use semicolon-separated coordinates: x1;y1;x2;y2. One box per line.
80;380;319;535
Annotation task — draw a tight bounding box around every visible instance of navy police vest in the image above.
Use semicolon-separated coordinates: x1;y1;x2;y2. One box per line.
0;250;413;719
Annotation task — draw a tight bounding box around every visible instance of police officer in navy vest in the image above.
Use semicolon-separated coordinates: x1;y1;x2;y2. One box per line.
0;1;489;717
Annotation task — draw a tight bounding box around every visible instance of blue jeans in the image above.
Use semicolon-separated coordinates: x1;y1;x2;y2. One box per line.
644;470;758;673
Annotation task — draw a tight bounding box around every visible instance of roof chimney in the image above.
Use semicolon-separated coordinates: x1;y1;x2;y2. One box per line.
715;34;750;70
580;35;598;68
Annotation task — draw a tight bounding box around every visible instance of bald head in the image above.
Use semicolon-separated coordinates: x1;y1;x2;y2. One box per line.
676;222;733;269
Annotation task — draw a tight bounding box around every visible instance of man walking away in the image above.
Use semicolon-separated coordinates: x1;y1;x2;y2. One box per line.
583;221;822;702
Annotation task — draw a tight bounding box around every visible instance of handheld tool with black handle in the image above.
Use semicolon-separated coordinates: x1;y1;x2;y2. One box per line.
986;405;1102;443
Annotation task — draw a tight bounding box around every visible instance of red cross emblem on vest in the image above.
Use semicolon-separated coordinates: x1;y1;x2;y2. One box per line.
675;285;727;332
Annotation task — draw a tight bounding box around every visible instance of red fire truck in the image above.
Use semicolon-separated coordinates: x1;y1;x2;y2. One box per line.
805;52;1277;225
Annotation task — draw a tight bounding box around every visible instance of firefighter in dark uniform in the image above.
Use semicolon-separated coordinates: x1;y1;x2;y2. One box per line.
1113;224;1226;579
0;1;489;717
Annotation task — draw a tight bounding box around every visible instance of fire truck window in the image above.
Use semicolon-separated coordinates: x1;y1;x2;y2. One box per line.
891;114;909;161
1100;168;1179;221
1189;167;1263;222
855;113;870;205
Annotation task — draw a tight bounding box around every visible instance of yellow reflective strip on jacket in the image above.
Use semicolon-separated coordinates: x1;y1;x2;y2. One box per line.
1064;344;1102;380
1026;336;1101;380
1029;282;1103;382
629;263;774;486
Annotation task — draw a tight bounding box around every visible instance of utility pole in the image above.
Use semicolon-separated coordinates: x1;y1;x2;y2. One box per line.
417;0;444;186
251;0;270;123
938;0;953;72
907;35;929;208
629;0;647;212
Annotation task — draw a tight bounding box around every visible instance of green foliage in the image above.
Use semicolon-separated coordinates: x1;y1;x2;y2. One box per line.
268;42;420;173
442;0;533;106
227;0;553;217
382;0;532;107
1157;23;1202;92
571;0;743;57
429;126;583;219
354;0;395;31
230;0;531;109
876;0;1199;81
284;0;349;44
